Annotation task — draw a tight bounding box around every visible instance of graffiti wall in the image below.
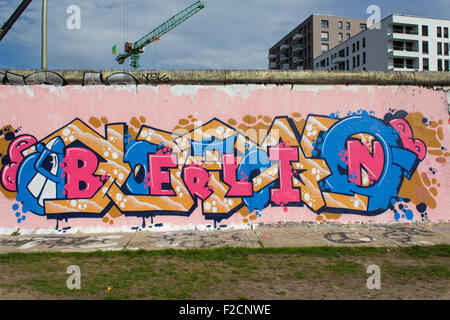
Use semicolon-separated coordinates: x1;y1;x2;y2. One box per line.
0;84;449;233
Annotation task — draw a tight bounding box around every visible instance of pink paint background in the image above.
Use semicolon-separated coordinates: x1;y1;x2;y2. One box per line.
0;84;449;233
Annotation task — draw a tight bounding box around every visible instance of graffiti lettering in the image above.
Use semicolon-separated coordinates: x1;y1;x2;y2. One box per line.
141;72;171;83
0;111;428;226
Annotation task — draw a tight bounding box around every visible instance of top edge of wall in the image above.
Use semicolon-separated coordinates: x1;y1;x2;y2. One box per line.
1;69;450;86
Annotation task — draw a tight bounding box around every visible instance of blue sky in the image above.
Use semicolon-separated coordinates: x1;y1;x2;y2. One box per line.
0;0;449;70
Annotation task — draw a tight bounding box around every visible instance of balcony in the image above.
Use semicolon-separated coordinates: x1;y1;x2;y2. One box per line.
387;47;419;58
269;61;277;69
281;63;290;70
280;54;289;62
390;57;419;71
293;56;303;64
294;66;304;71
391;65;417;71
292;43;303;53
268;53;276;60
293;33;303;41
391;33;420;41
280;44;289;51
388;27;419;41
332;56;345;64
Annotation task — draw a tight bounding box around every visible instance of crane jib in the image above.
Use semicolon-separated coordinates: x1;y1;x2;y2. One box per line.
0;0;33;42
114;1;205;69
133;1;205;51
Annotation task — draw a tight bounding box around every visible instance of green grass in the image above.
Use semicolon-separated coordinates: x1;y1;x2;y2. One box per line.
0;245;447;263
0;245;448;300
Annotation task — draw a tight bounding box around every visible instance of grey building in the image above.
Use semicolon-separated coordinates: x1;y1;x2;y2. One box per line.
269;14;367;70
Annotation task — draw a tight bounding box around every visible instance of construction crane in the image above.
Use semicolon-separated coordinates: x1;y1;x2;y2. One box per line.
0;0;33;42
114;0;205;69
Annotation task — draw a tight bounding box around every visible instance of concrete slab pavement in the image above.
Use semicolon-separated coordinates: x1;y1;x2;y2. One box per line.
0;222;449;253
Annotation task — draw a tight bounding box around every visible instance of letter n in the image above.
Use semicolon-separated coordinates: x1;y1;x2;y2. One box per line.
346;140;384;185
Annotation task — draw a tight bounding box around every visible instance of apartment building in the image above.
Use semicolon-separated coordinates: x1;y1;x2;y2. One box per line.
268;14;367;70
313;14;450;72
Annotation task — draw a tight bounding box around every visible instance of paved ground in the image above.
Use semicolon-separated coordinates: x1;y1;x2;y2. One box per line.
0;222;449;253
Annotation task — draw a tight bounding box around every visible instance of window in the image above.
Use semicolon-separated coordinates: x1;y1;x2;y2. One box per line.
326;57;329;66
405;26;416;35
321;20;329;28
356;41;360;51
363;38;366;48
393;25;403;33
437;27;442;37
394;58;404;68
338;33;343;42
422;41;429;54
405;42;413;52
445;60;449;71
438;42;442;55
346;60;349;70
346;46;349;56
422;25;428;36
352;43;356;53
393;41;403;51
437;59;443;71
357;55;360;67
363;52;366;64
321;43;329;53
346;22;351;30
406;59;414;69
423;58;429;71
352;56;355;68
338;21;343;29
321;31;329;41
445;43;449;56
445;28;449;38
360;23;367;31
346;33;351;40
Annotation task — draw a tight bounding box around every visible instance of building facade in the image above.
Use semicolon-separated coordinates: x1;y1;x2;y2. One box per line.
268;14;367;70
313;15;450;72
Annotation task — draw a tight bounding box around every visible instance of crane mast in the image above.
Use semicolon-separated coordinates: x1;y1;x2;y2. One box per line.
0;0;33;42
115;0;205;69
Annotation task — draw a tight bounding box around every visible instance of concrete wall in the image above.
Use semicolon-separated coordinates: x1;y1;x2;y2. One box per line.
0;70;449;234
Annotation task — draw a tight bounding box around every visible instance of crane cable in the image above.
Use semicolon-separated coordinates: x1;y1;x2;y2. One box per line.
122;0;129;69
126;0;128;43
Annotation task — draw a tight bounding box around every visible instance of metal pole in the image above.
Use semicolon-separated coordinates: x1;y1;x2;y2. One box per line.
41;0;48;70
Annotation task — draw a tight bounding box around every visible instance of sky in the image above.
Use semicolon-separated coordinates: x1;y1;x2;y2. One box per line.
0;0;449;70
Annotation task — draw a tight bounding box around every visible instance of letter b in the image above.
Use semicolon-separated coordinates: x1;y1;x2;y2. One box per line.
64;147;103;199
